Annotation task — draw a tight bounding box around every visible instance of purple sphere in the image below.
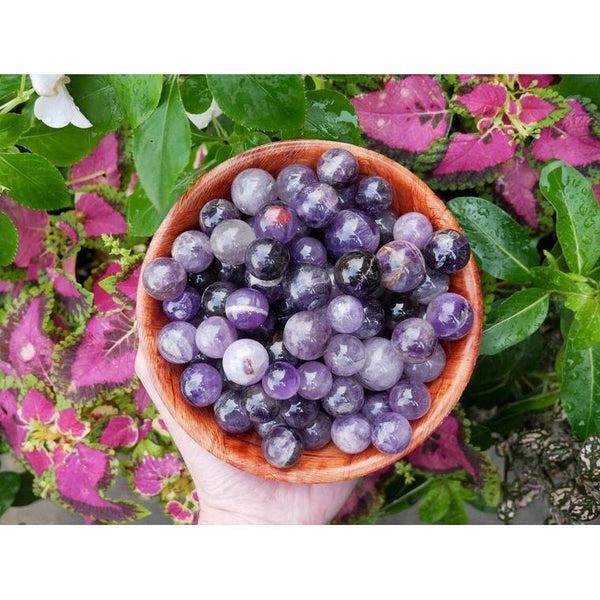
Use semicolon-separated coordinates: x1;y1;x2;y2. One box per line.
245;237;289;281
289;236;327;267
371;412;412;454
201;281;236;317
294;182;340;228
374;209;397;244
410;267;449;305
354;297;385;339
283;310;332;360
142;257;187;301
157;321;197;364
231;168;277;216
324;334;366;376
280;397;319;429
422;229;471;274
300;412;332;450
336;182;357;209
242;384;280;423
195;316;237;359
262;426;303;468
222;338;269;386
403;343;446;382
391;317;437;364
317;148;358;187
355;176;393;215
283;264;331;311
199;198;240;235
262;361;300;400
357;337;404;391
276;164;317;205
326;295;363;334
325;209;380;257
393;212;434;249
376;240;426;293
255;416;286;438
244;271;284;302
331;414;372;454
425;292;474;340
180;362;222;407
210;219;256;265
389;380;431;420
225;287;269;330
171;230;213;273
253;203;298;243
213;390;252;433
361;393;391;423
162;286;201;321
322;376;365;417
297;361;333;400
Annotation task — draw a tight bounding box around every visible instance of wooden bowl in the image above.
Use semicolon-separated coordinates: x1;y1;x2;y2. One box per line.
136;140;483;484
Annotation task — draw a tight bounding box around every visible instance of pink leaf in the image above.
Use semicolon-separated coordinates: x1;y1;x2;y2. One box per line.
352;77;450;160
99;415;138;448
115;264;141;305
57;407;89;439
53;312;136;403
19;388;56;425
495;154;540;227
54;217;82;256
165;499;200;525
70;133;120;190
518;93;557;125
24;448;53;475
408;415;479;481
47;267;92;323
75;193;127;237
455;82;507;118
428;130;516;187
531;99;600;175
518;75;555;89
134;386;152;413
134;454;183;496
55;444;137;522
0;291;54;385
92;262;122;312
0;388;27;455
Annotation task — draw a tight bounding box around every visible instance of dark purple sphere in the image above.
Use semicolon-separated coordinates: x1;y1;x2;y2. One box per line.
389;380;431;420
162;286;201;321
355;176;392;215
317;148;358;186
422;229;471;274
199;198;240;235
201;281;237;317
213;390;253;433
262;426;303;468
242;384;280;423
425;292;474;340
361;392;391;423
245;237;290;281
255;416;286;438
244;271;284;302
280;397;320;429
262;361;300;400
187;263;217;294
322;376;365;417
214;259;246;285
294;182;340;228
289;236;327;267
354;297;385;339
333;250;381;298
374;209;397;244
336;182;357;209
180;362;222;407
276;164;318;205
266;331;300;366
325;209;380;257
299;412;332;450
253;203;298;243
410;267;449;305
283;264;331;310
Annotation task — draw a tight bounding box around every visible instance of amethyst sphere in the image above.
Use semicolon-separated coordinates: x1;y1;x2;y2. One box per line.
262;426;303;468
376;240;426;293
422;229;471;274
393;212;433;249
325;209;380;257
280;397;320;429
255;416;286;438
221;338;269;386
262;361;300;400
326;294;363;334
322;376;365;417
142;257;187;301
289;236;327;268
317;148;358;186
355;176;393;215
357;337;404;391
354;298;385;340
331;414;372;454
162;286;201;321
201;281;236;317
410;267;449;305
294;182;340;228
253;203;298;243
231;168;277;215
276;164;317;205
374;209;397;244
199;198;240;235
210;219;256;265
361;393;391;423
283;310;332;360
391;317;437;363
389;380;431;420
180;362;222;407
297;361;333;400
324;334;366;376
195;316;237;358
225;287;269;330
283;264;331;311
425;292;474;340
334;250;381;298
403;343;446;382
245;237;289;281
371;412;412;454
300;412;332;450
157;321;197;364
337;182;357;209
171;230;213;273
242;384;280;423
244;272;284;302
213;390;252;433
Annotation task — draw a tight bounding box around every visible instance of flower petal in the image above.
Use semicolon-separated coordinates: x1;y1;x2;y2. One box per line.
30;74;64;96
34;94;72;128
187;99;222;130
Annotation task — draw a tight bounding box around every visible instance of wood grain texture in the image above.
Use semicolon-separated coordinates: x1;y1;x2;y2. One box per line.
136;140;483;484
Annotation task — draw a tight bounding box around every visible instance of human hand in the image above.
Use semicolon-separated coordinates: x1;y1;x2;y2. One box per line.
135;351;357;524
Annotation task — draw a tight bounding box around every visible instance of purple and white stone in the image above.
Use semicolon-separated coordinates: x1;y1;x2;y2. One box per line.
157;321;197;364
242;384;280;423
389;380;431;420
253;203;298;243
357;337;404;391
162;286;201;321
283;264;331;311
393;212;434;249
210;219;256;265
331;414;372;454
199;198;241;235
289;236;328;268
299;412;332;450
322;376;365;417
195;316;238;359
297;361;333;400
355;176;393;215
323;334;366;376
262;426;303;468
255;416;286;438
231;168;277;215
221;338;269;386
276;164;318;205
354;297;385;340
142;257;187;301
326;294;363;334
403;343;446;382
361;392;391;423
283;309;332;360
391;317;437;364
317;148;358;187
171;230;213;273
324;209;380;257
280;397;320;429
294;182;340;228
376;240;426;293
425;292;474;340
213;390;253;433
180;362;222;407
224;287;269;331
262;361;300;400
371;412;412;454
244;271;284;302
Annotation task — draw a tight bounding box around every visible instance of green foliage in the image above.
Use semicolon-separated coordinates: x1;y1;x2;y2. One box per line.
303;89;361;144
68;74;125;132
180;75;212;114
0;211;18;266
0;113;28;147
0;471;20;517
556;75;600;107
107;75;163;129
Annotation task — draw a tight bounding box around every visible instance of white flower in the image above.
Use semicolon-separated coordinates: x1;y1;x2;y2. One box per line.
30;74;92;129
187;99;222;130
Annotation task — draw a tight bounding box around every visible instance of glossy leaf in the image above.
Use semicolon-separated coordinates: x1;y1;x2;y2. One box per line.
126;183;168;237
0;471;20;517
11;471;38;507
448;196;539;282
68;75;124;132
417;482;451;523
530;264;595;297
570;297;600;349
480;288;550;355
0;211;18;266
539;160;600;275
0;75;21;104
133;77;191;211
303;89;361;144
0;114;28;147
0;152;71;210
207;75;305;131
557;75;600;107
107;74;163;128
180;75;212;114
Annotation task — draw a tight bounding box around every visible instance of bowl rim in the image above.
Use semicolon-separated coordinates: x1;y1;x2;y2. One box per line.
136;140;483;483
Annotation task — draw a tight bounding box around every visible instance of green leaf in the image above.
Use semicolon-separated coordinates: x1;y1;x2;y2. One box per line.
133;77;191;211
485;390;559;434
11;471;38;507
126;184;168;237
68;75;124;132
530;265;595;296
180;75;212;114
207;75;306;131
0;114;28;147
0;152;72;210
0;471;21;517
229;126;271;154
560;323;600;439
539;160;600;275
481;288;550;355
570;296;600;349
417;482;451;523
448;196;539;283
19;121;102;166
107;75;163;129
0;211;18;266
556;75;600;107
0;75;21;104
302;89;361;144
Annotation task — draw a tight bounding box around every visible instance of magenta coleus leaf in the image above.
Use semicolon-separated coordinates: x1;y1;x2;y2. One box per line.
75;193;127;237
531;98;600;178
352;76;450;164
115;263;141;307
423;129;516;188
24;448;53;476
495;154;540;227
165;492;200;525
70;133;121;190
134;453;183;496
455;82;507;118
134;385;152;414
53;311;136;403
54;215;84;259
19;388;56;425
517;93;558;125
408;415;480;481
56;407;89;439
518;75;555;89
55;444;138;522
99;415;139;448
0;289;55;385
92;262;122;312
47;267;92;325
0;388;27;455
